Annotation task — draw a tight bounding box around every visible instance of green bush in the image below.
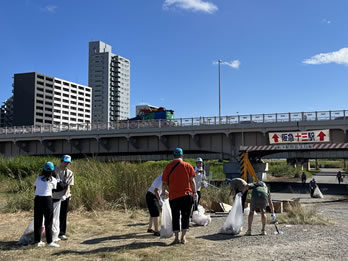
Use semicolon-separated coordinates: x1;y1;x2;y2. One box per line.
268;161;303;178
0;156;229;212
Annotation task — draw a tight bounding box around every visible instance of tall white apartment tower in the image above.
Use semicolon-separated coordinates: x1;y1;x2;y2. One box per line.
88;41;130;123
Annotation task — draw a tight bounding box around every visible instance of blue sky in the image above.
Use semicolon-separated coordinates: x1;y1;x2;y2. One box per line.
1;0;348;118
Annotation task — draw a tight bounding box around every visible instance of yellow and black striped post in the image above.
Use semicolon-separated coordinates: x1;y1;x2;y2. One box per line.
239;151;259;182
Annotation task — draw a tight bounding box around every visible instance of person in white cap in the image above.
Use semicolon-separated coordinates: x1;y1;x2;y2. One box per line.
193;157;207;210
52;155;74;240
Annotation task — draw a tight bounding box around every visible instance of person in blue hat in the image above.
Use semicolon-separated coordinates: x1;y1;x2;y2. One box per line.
162;148;197;245
33;162;59;247
52;155;74;240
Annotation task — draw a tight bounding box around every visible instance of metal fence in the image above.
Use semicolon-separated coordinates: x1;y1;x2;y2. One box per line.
1;110;347;135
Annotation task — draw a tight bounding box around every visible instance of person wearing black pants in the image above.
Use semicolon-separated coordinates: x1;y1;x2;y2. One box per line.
169;195;193;233
34;196;53;244
59;198;69;237
33;162;59;247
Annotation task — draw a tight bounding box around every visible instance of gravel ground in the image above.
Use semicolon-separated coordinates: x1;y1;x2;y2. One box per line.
187;200;348;261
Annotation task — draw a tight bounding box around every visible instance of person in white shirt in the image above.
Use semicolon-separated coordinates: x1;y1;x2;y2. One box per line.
146;174;167;236
34;162;59;247
193;158;207;210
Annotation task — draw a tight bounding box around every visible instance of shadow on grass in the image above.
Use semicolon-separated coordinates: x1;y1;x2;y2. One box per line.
0;241;21;250
53;241;167;256
82;233;156;245
196;233;243;241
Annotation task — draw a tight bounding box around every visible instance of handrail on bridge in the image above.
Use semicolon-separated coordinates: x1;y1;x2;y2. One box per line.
0;109;347;135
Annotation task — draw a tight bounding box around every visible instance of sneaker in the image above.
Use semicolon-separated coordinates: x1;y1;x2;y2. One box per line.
37;241;45;247
245;229;252;236
59;235;68;240
47;242;60;248
260;230;267;236
53;238;61;242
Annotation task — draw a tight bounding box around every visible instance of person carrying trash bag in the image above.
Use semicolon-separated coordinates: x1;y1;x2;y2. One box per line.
241;181;275;236
309;178;317;197
193;157;207;211
146;174;167;236
162;148;197;245
229;178;248;213
33;162;59;247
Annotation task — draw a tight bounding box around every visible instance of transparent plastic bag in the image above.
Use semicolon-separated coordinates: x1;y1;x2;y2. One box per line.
192;210;211;226
160;199;173;238
17;219;45;245
219;194;244;235
312;186;324;198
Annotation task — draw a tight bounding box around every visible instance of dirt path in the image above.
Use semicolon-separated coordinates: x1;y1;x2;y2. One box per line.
1;200;348;261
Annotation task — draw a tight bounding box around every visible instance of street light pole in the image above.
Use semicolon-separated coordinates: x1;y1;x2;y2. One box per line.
218;60;222;123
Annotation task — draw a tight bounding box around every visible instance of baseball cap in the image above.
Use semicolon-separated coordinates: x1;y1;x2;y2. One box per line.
196;157;203;162
173;148;183;156
61;155;72;163
43;162;55;172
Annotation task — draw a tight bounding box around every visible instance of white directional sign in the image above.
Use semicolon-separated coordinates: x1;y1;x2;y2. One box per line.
269;129;330;144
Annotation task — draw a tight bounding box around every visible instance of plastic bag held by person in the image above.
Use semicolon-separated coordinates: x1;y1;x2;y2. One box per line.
160;199;173;238
219;193;244;235
192;210;211;226
312;186;324;198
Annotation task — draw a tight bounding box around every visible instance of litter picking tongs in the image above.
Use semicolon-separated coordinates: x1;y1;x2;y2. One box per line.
272;221;284;235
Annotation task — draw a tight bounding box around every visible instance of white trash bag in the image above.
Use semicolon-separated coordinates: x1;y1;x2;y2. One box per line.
312;186;324;198
160;199;173;238
219;194;244;235
192;210;211;226
17;219;45;246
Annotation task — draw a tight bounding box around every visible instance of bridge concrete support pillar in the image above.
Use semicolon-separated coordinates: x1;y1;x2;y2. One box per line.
160;136;169;149
99;138;111;151
192;134;201;148
43;140;56;153
129;137;139;149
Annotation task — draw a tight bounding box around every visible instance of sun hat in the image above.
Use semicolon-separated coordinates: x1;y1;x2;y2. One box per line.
43;162;55;172
61;155;72;163
173;148;183;156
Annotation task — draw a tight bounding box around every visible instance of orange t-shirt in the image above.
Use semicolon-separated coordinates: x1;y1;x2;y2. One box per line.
162;159;196;200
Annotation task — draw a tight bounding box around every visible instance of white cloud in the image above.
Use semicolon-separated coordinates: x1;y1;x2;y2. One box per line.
163;0;218;14
302;48;348;66
213;60;241;69
41;5;58;13
321;18;331;24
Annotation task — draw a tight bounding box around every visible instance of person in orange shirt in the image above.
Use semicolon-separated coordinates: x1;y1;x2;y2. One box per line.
162;148;197;245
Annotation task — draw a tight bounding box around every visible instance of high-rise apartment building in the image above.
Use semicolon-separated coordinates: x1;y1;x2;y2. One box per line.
0;96;14;127
88;41;130;123
13;72;92;126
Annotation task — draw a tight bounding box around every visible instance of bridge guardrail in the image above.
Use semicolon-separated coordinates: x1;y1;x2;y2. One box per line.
0;110;347;135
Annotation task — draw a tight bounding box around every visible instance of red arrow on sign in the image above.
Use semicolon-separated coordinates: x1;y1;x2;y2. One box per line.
317;131;326;141
272;134;279;143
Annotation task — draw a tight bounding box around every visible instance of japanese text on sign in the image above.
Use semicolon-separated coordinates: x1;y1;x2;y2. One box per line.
269;130;329;144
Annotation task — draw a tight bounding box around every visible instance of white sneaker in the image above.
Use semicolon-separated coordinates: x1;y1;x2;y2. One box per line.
53;238;61;242
47;242;60;248
37;241;45;247
59;235;68;240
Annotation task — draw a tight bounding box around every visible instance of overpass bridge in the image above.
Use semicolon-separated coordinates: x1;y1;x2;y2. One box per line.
1;110;348;161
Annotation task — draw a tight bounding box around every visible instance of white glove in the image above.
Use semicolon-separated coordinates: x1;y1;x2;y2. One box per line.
271;213;276;221
158;199;163;207
237;192;242;197
193;193;199;202
60;195;67;201
203;181;208;188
